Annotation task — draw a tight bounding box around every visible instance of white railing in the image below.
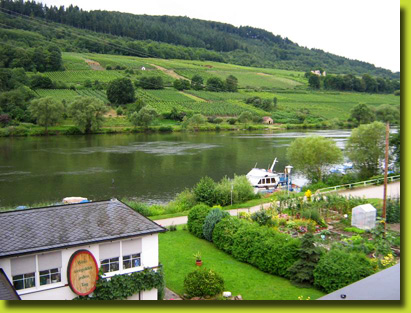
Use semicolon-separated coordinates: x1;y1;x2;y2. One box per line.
315;175;400;194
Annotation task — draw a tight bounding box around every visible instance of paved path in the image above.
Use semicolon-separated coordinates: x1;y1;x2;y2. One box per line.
154;181;400;227
338;181;400;199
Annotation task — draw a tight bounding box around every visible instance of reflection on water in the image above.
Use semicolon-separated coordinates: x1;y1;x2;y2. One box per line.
0;129;353;207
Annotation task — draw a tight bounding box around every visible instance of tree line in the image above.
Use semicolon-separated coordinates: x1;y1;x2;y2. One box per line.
306;72;400;94
0;0;399;78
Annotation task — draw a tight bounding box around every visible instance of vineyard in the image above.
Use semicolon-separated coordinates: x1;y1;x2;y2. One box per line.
35;89;108;103
29;52;400;120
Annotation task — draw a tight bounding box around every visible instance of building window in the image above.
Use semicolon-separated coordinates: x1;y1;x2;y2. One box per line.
12;273;35;290
101;257;119;273
123;254;141;269
39;268;61;286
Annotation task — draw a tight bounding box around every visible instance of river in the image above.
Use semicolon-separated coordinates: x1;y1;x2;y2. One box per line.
0;129;355;207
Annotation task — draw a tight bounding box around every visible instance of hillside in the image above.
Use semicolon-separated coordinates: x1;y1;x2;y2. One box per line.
32;52;401;123
0;0;399;79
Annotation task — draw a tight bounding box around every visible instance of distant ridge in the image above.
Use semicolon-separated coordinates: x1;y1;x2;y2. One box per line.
0;0;399;79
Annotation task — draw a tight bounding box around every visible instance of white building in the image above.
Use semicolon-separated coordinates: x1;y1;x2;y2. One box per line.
0;199;166;300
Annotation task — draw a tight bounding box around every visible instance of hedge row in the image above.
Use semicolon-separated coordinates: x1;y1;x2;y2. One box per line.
187;207;377;293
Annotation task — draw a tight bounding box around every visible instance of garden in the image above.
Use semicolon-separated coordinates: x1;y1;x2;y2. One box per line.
159;192;400;299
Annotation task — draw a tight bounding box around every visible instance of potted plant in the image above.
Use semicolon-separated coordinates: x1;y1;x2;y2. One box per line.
194;251;202;266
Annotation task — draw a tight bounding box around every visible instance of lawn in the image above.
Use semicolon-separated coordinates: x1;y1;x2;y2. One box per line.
159;226;325;300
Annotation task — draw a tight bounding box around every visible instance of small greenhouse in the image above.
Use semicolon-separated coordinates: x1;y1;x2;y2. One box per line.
351;204;377;230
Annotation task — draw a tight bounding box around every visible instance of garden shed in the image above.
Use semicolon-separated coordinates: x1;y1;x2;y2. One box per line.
351;204;377;230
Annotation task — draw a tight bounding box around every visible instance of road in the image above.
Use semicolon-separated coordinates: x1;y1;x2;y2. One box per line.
338;181;400;199
154;181;400;227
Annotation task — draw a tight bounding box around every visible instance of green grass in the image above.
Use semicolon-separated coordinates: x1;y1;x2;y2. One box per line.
159;226;325;300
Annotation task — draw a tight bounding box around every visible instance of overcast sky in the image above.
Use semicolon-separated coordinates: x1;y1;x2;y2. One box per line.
40;0;400;72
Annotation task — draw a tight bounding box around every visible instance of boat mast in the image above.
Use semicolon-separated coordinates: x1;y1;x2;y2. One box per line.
270;158;278;172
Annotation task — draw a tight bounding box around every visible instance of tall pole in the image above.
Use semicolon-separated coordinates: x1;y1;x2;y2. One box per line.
382;122;390;233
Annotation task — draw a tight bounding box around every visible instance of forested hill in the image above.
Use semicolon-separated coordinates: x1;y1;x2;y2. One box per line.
0;0;399;79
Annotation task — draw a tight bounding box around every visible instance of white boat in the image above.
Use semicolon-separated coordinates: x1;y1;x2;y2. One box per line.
246;158;286;193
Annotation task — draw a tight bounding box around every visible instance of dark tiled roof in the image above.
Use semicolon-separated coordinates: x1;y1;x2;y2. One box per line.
319;263;400;300
0;199;165;258
0;269;20;300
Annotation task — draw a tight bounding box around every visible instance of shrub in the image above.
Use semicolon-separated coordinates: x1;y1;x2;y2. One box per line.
301;207;321;225
214;176;232;206
227;118;237;125
212;216;249;254
232;175;255;203
158;126;173;132
184;268;224;298
232;222;269;262
313;248;374;293
187;204;211;238
386;197;400;223
123;201;151;217
172;189;197;211
288;233;322;285
202;208;230;242
116;106;124;116
193;176;216;206
250;210;272;226
64;126;82;135
250;230;300;277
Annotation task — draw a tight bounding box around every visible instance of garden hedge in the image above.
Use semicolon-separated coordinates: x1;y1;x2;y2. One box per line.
212;216;249;254
313;248;374;293
187;204;211;239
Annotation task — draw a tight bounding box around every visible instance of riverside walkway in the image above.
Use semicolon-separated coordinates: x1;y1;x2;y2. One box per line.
154;181;400;227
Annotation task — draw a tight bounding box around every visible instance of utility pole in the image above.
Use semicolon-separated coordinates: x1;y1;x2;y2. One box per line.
382;122;390;233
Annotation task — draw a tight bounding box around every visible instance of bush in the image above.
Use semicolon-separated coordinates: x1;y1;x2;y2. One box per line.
187;204;211;238
250;210;272;226
172;189;197;211
212;216;249;254
227;118;237;125
214;176;232;206
386;197;400;223
250;230;300;278
158;126;173;132
184;268;224;298
288;233;322;285
231;222;269;263
193;176;216;206
202;208;230;242
301;207;321;225
232;175;255;203
124;201;151;217
313;248;374;293
64;126;82;135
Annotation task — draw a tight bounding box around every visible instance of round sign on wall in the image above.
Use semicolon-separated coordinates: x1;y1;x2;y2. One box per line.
67;250;99;296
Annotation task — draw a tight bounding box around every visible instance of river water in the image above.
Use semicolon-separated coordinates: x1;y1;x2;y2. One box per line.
0;129;354;207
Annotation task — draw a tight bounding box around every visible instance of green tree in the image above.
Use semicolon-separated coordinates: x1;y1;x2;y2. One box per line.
173;78;190;91
308;73;321;89
187;114;206;129
375;104;400;124
225;75;238;92
238;111;253;125
107;78;135;105
350;103;375;124
345;121;386;179
194;176;216;206
273;97;278;109
28;97;64;134
133;105;158;129
191;75;204;90
69;97;108;133
287;136;343;183
206;77;225;92
288;233;322;286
